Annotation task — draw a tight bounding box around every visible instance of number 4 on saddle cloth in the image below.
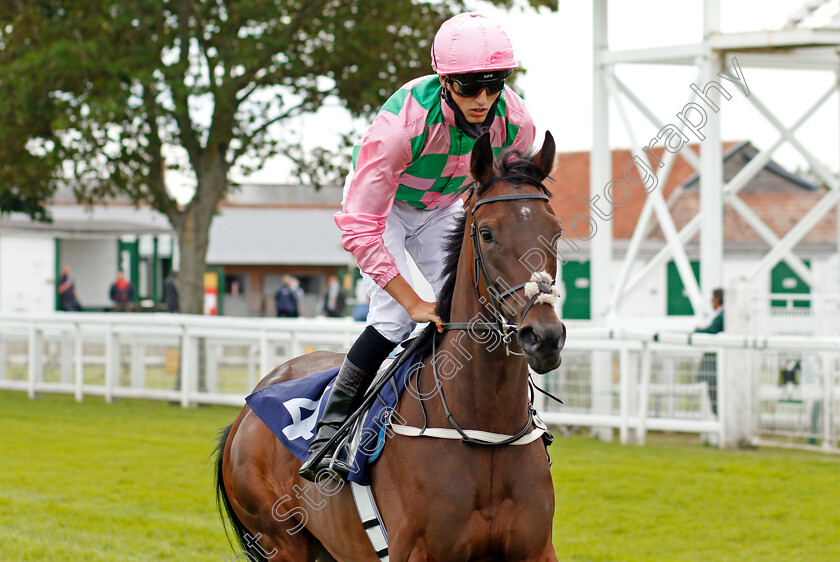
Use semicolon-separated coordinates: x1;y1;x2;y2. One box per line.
246;353;416;486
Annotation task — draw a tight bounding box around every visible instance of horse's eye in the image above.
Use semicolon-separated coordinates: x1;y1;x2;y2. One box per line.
479;228;494;243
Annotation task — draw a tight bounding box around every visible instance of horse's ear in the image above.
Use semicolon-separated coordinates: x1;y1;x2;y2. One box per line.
470;132;494;186
532;131;556;178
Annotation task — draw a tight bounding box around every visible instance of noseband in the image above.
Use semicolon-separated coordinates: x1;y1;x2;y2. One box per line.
443;191;561;355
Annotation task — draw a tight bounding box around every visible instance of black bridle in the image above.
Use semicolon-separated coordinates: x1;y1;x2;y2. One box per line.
442;190;557;353
429;188;561;446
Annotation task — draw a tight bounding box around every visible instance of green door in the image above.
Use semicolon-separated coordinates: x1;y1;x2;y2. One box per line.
667;260;700;316
562;261;590;320
118;239;140;305
770;261;810;309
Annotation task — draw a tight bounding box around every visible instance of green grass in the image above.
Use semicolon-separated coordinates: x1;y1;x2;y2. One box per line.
2;391;234;561
2;391;839;561
550;434;840;561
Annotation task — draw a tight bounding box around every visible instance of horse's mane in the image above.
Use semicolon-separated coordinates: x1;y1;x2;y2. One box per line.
415;146;552;359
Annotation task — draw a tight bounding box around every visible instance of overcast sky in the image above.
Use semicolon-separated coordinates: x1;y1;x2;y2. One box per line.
183;0;840;196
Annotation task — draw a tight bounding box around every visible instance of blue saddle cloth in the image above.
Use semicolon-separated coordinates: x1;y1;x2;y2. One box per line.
245;354;418;485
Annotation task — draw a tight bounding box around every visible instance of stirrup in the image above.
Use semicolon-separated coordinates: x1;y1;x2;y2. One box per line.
299;446;352;483
298;356;378;482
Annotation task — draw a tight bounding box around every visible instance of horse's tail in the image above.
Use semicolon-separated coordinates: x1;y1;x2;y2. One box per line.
214;423;269;562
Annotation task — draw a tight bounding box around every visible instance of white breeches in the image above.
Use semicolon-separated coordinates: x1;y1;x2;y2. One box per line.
362;200;465;342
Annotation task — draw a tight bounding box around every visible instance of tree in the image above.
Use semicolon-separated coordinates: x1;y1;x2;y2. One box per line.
0;0;557;313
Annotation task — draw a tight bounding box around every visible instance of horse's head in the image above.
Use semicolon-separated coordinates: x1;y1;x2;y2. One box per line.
467;131;566;374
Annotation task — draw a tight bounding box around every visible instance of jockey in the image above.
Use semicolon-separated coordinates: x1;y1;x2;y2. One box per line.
299;12;537;481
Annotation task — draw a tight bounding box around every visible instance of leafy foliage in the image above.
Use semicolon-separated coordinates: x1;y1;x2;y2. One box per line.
0;0;557;311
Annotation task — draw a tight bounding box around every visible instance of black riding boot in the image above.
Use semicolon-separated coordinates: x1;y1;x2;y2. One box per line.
298;326;396;482
298;357;367;481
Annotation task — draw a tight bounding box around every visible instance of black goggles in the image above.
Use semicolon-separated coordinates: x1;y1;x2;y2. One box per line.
446;69;512;97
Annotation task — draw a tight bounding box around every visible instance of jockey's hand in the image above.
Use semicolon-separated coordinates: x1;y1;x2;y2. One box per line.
406;299;442;326
383;274;443;329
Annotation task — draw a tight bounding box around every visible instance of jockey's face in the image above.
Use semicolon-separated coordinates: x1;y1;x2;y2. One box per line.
441;77;502;124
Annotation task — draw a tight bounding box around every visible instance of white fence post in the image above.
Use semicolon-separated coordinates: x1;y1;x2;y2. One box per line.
247;344;257;392
531;366;547;418
180;328;191;408
636;341;652;445
591;350;613;441
130;338;145;390
27;324;43;399
663;355;676;418
259;330;270;383
0;337;7;381
290;329;301;360
206;341;218;394
619;346;631;445
722;278;755;447
60;331;73;384
104;324;116;404
74;323;84;402
821;351;834;451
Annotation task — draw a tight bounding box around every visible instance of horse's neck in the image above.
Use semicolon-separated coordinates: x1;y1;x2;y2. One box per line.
431;240;531;433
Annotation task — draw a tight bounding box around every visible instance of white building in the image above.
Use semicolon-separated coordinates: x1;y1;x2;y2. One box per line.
0;184;352;316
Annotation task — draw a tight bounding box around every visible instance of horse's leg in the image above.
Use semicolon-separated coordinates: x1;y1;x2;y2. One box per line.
224;409;326;561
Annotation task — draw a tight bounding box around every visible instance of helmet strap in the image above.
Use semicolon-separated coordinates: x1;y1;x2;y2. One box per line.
440;84;500;140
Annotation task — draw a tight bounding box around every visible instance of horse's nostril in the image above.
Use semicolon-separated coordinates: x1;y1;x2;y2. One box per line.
518;322;566;355
517;327;540;352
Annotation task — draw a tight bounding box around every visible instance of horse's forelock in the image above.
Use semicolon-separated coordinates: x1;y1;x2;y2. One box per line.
475;147;553;197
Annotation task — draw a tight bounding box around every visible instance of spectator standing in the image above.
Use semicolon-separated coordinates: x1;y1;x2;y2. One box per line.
322;275;347;317
110;270;135;312
275;275;301;317
57;265;82;311
694;288;724;335
694;288;725;416
163;270;179;312
290;277;304;316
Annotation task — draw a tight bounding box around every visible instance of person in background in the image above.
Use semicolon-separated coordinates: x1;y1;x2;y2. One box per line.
694;288;725;416
58;265;82;311
275;275;302;317
109;270;135;312
322;275;347;317
290;276;304;316
163;270;179;312
694;288;724;335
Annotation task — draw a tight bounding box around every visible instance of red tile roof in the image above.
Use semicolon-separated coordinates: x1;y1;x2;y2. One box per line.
545;143;837;244
545;145;709;239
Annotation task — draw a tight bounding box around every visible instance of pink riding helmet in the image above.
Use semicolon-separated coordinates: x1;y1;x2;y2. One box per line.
431;12;518;75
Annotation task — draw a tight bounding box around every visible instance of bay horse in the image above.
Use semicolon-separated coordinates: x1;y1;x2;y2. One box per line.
215;131;566;561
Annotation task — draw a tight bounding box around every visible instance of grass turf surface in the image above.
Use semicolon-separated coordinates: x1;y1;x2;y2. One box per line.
2;391;838;561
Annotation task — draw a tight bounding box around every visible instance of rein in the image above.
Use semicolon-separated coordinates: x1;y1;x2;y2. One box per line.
392;189;561;447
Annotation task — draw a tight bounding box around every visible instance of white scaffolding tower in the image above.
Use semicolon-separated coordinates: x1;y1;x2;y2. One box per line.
591;0;840;325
